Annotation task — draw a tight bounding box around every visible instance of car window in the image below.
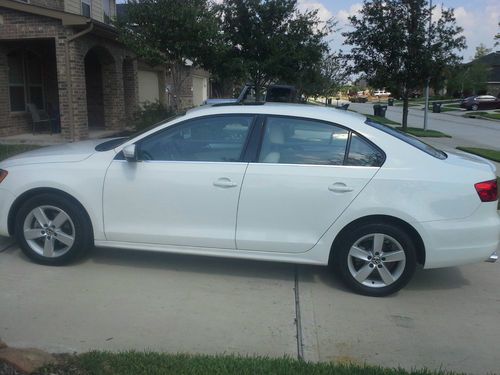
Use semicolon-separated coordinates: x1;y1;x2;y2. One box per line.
258;117;349;165
137;115;253;162
346;133;385;167
365;119;446;159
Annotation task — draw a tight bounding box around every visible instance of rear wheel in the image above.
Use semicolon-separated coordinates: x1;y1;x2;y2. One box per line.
333;223;417;296
15;193;92;265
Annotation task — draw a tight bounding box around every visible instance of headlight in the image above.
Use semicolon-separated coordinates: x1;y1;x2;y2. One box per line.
0;169;8;183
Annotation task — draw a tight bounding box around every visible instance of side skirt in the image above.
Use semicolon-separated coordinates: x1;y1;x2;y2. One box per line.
94;240;327;266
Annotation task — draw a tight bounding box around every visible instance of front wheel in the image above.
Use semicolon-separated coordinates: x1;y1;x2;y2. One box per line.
471;104;479;111
333;223;417;296
15;193;92;265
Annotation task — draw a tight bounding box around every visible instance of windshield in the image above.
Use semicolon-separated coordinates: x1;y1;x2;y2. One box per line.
365;119;447;160
94;113;185;152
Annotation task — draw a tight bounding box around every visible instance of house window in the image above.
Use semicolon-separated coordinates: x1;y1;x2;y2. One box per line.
82;0;91;17
8;51;44;112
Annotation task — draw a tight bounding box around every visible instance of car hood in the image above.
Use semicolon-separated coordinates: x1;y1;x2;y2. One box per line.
0;139;109;168
445;150;497;175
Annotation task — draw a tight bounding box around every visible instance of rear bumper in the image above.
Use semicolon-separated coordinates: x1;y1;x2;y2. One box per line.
421;204;500;269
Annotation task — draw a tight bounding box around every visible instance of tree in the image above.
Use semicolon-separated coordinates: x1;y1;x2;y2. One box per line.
312;53;349;99
343;0;466;129
116;0;220;110
474;43;492;59
447;63;489;97
495;22;500;47
217;0;333;100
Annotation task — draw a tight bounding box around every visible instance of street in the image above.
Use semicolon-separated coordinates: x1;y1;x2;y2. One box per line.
348;102;500;151
1;238;499;374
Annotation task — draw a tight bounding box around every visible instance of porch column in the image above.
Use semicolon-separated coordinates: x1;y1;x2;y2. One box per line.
102;58;125;131
55;35;88;141
123;57;139;125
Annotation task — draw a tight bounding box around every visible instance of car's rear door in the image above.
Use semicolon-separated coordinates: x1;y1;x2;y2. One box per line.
103;114;255;249
236;115;384;253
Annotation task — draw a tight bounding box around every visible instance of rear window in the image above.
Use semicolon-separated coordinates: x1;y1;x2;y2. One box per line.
365;119;447;160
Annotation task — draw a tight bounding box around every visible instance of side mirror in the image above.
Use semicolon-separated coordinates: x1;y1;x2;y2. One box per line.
123;144;137;162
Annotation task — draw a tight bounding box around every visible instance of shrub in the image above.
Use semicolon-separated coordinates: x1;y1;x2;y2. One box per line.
133;101;175;131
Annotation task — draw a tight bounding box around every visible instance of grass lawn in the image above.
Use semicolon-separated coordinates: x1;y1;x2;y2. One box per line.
456;147;500;163
396;127;451;138
0;144;42;161
364;115;451;138
35;352;465;375
426;105;460;113
463;112;500;121
394;103;420;107
365;114;400;125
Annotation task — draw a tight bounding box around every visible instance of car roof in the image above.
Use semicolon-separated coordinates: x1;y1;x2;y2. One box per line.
186;102;367;124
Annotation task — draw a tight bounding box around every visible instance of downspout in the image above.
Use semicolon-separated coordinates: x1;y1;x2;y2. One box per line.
65;22;94;142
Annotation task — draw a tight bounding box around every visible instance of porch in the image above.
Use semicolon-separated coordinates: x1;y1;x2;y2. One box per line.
0;26;138;142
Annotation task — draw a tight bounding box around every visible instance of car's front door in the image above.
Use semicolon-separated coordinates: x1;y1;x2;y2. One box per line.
236;116;384;253
103;114;255;249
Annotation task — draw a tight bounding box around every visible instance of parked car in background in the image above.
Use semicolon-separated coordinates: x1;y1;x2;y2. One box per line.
349;92;368;103
373;89;391;97
460;95;500;111
0;104;498;297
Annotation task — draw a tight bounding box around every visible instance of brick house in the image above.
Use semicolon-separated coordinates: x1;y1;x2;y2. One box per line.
0;0;139;141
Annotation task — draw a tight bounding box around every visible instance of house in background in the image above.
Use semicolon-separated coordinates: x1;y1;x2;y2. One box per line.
474;51;500;96
165;65;210;109
0;0;210;142
135;62;210;110
116;4;210;111
0;0;139;141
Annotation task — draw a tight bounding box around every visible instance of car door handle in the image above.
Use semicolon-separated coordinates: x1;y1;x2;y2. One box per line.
213;177;238;188
328;183;354;193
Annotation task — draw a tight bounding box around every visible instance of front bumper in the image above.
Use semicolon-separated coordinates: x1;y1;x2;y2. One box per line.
0;188;15;237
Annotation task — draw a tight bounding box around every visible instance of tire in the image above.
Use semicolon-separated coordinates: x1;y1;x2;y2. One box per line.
333;222;417;297
14;193;93;265
471;104;479;111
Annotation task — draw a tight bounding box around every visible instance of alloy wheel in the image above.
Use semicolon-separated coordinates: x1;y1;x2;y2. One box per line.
347;233;406;288
22;205;76;258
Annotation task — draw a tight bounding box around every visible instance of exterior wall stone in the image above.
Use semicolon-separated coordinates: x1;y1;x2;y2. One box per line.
123;57;139;123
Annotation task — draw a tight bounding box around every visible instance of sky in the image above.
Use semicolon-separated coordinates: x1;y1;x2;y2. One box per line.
297;0;500;62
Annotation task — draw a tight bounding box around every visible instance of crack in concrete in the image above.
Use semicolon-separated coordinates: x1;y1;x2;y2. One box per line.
293;265;304;361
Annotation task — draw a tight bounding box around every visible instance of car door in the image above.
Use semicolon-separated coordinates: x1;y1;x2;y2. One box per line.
103;114;255;249
236;116;384;253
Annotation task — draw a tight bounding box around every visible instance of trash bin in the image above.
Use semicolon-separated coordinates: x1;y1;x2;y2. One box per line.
432;102;442;113
373;104;381;116
379;105;388;118
388;98;394;106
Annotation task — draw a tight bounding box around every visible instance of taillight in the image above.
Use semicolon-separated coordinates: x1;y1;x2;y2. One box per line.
0;169;7;183
474;179;498;202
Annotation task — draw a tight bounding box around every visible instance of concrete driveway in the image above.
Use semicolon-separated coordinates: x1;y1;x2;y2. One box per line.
1;237;499;374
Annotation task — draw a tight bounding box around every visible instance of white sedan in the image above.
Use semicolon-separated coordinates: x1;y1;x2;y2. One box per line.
0;104;498;296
